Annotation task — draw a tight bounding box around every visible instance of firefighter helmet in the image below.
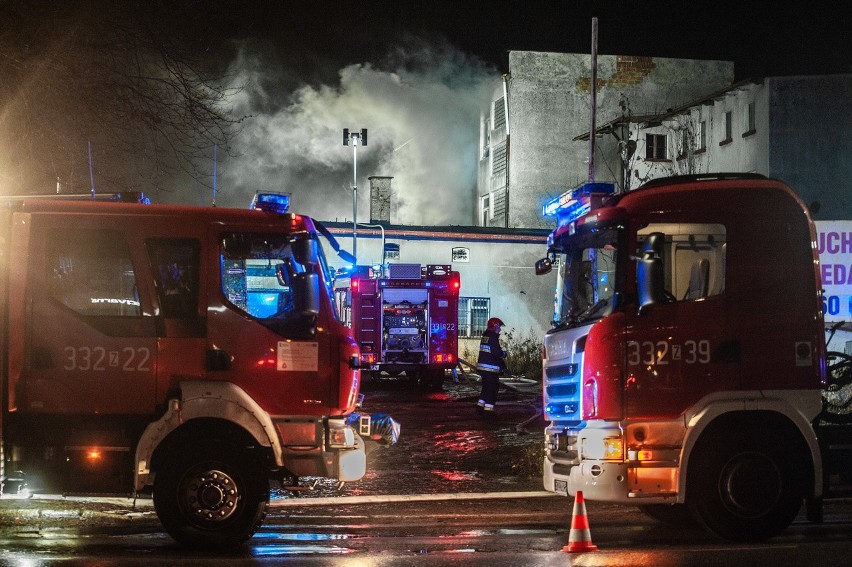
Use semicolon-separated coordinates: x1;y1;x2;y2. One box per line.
487;317;505;330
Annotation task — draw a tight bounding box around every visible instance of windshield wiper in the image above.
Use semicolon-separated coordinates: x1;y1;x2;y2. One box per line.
569;299;609;326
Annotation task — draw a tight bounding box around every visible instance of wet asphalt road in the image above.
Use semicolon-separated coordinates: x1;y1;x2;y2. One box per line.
2;374;852;565
3;491;852;566
295;371;546;498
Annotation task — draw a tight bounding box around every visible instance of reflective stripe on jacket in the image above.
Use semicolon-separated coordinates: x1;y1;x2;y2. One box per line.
476;329;506;374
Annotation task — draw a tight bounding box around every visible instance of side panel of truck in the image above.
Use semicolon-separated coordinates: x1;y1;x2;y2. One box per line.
18;215;160;415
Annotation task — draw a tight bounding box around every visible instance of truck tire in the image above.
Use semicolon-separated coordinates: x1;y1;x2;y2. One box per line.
426;369;445;391
687;426;804;542
153;444;269;550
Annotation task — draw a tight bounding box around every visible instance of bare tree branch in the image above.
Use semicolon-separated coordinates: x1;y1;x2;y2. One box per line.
0;0;244;198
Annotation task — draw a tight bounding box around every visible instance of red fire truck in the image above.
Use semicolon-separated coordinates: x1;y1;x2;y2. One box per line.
0;192;398;549
335;263;460;390
536;174;851;542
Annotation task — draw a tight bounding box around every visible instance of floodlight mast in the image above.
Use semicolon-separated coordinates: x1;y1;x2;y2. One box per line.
343;128;368;264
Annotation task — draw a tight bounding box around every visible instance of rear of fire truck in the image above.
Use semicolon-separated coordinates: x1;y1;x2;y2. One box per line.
339;263;459;389
536;175;836;542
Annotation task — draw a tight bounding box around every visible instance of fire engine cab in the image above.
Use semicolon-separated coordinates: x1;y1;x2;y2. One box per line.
335;263;460;389
536;174;851;542
0;191;398;549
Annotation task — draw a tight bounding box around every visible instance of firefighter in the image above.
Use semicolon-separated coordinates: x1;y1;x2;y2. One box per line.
476;317;507;415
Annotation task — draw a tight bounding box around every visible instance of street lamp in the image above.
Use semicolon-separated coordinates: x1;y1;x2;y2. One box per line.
343;128;368;264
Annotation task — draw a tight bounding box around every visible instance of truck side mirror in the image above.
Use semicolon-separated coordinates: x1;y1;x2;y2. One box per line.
535;257;553;275
637;232;666;313
292;272;320;316
293;237;318;265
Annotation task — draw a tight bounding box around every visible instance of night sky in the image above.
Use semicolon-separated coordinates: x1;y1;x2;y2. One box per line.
2;1;848;220
228;1;851;83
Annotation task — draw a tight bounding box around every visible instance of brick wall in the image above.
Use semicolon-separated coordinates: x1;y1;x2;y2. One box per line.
576;55;658;92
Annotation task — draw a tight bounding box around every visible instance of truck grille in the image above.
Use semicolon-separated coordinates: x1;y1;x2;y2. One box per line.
544;362;582;422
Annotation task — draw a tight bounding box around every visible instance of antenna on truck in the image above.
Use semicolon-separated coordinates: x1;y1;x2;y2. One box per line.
88;140;96;198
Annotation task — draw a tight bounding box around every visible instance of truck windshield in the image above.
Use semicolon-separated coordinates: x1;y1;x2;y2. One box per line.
553;226;620;328
220;232;334;334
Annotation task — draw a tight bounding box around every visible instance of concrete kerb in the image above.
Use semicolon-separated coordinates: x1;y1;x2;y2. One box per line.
0;490;556;514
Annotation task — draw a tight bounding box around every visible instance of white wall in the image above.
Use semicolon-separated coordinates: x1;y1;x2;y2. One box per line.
324;225;556;343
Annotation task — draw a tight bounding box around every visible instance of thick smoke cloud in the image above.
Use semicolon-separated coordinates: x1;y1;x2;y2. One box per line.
213;39;496;226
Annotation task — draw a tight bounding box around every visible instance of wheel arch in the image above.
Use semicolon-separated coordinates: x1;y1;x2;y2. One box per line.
149;417;274;475
134;381;283;491
680;402;821;501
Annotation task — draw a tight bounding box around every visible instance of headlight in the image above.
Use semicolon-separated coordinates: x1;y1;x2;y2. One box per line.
582;435;624;461
328;421;356;449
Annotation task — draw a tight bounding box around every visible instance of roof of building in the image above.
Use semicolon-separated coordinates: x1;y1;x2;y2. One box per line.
572;78;763;141
319;220;550;244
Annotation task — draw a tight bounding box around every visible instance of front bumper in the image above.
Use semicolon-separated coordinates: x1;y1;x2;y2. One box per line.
544;421;680;504
277;413;400;483
546;456;679;504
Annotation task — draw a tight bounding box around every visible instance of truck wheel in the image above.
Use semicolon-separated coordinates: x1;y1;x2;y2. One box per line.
153;445;269;550
687;429;803;542
426;369;445;391
637;503;697;526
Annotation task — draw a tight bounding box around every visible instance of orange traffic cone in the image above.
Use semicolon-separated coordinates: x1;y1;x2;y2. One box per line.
562;491;599;553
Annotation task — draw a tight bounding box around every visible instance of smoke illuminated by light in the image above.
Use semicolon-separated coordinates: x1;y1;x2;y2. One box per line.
217;39;496;226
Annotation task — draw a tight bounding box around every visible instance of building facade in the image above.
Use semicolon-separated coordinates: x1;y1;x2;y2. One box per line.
576;73;852;220
478;51;735;229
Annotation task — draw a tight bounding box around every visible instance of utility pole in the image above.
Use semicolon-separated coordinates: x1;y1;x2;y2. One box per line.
343;128;368;264
588;17;598;183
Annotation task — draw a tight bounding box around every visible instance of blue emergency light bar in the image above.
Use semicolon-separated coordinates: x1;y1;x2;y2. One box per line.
250;192;291;214
542;182;616;223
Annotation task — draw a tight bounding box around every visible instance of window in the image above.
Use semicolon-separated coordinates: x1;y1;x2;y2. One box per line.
637;223;727;301
47;229;140;317
492;190;507;220
492;143;507;177
458;297;490;337
645;134;667;160
698;121;707;150
721;111;732;144
481;194;491;226
680;128;689;158
744;101;756;135
493;97;506;130
481;117;490;158
220;232;320;339
147;239;199;318
555;228;618;326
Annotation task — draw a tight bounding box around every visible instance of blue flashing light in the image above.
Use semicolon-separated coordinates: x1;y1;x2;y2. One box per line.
251;192;291;214
111;191;150;204
542;182;616;222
